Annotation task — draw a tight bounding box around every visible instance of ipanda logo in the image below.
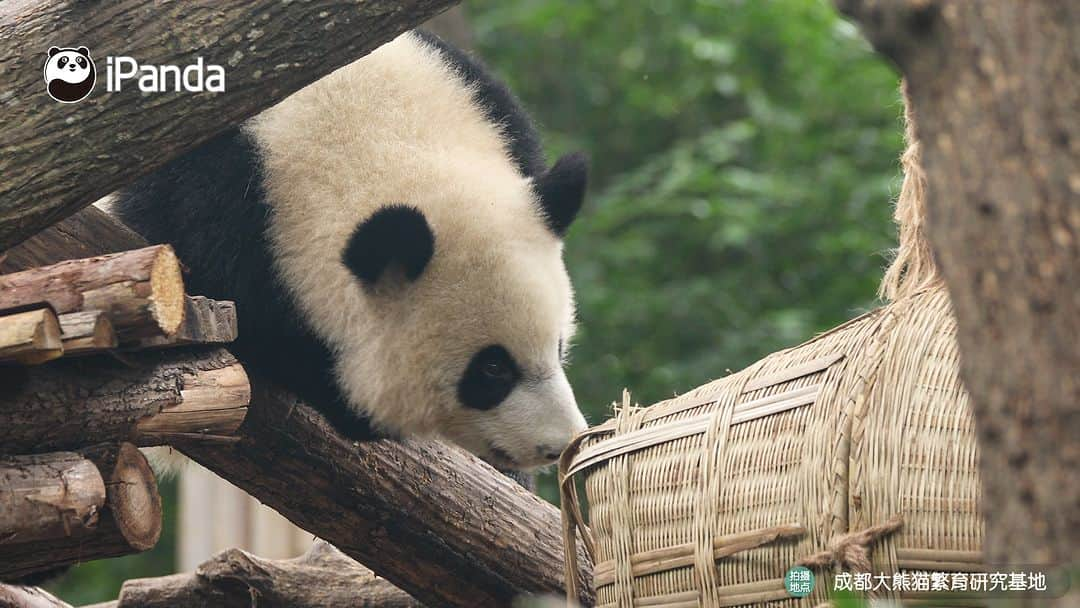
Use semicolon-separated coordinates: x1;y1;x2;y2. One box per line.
44;46;96;103
44;46;225;103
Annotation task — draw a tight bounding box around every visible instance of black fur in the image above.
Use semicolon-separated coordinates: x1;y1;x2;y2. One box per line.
116;129;374;441
414;30;546;179
114;32;563;443
534;152;588;237
457;345;521;410
416;31;589;237
343;205;434;286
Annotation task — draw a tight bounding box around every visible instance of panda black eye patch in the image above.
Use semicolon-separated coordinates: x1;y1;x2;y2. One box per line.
458;345;521;410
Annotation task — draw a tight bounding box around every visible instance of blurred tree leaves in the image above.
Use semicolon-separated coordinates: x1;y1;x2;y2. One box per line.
472;0;902;416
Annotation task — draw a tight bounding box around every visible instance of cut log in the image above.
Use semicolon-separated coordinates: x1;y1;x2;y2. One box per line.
0;246;185;340
131;296;237;351
83;443;162;552
181;384;595;608
0;308;62;365
0;443;162;582
0;452;106;545
0;0;459;251
134;362;250;445
0;585;72;608
0;348;249;454
57;311;117;355
95;541;422;608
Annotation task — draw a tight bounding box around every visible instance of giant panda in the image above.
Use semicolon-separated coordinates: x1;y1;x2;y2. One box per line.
115;31;589;471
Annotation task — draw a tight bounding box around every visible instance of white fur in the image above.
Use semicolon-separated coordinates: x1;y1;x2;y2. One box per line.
247;33;586;469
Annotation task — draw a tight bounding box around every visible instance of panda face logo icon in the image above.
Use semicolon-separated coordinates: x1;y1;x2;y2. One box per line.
44;46;96;103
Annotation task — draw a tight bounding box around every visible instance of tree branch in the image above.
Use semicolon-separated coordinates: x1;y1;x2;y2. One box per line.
0;0;458;250
90;541;422;608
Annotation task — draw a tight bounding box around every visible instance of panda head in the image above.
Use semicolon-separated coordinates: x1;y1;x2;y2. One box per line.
43;47;95;103
329;153;590;470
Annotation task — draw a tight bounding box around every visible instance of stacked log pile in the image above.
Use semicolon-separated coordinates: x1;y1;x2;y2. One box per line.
0;246;247;583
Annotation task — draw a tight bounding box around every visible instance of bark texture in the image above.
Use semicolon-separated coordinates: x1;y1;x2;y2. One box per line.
0;246;185;340
131;296;237;350
836;0;1079;565
0;584;71;608
181;384;594;608
93;541;422;608
0;347;249;454
0;207;145;274
0;0;458;250
0;443;161;581
0;452;106;545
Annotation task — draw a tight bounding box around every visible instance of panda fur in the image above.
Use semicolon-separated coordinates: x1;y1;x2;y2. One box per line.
115;31;588;470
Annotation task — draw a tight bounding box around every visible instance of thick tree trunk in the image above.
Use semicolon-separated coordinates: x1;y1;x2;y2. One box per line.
91;541;422;608
0;453;106;545
0;443;162;581
836;0;1079;565
181;384;594;608
0;0;458;251
0;246;185;341
0;348;249;454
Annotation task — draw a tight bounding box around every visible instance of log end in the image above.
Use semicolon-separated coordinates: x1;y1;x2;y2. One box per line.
106;444;162;551
0;308;64;365
148;247;185;337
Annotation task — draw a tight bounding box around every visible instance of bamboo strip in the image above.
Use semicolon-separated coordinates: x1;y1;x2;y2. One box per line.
741;353;844;392
593;524;805;587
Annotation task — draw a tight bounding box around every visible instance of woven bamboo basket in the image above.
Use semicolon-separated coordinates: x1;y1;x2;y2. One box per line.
560;286;985;607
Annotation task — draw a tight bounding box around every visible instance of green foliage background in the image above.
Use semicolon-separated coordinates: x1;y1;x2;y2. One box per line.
49;0;902;601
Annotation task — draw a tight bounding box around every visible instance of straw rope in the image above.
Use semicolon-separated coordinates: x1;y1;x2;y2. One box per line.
796;514;904;573
880;79;940;301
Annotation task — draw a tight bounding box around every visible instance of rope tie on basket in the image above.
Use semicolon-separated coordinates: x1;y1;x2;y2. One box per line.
797;514;904;574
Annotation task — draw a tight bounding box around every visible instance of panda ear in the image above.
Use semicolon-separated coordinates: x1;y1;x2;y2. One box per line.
534;152;588;237
343;205;434;287
48;47;60;57
76;47;90;57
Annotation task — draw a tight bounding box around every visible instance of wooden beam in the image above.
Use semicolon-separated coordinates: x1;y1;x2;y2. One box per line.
91;541;422;608
0;246;185;340
0;0;458;250
58;310;118;355
181;384;594;607
0;308;62;365
0;443;162;582
0;452;106;546
0;347;249;454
